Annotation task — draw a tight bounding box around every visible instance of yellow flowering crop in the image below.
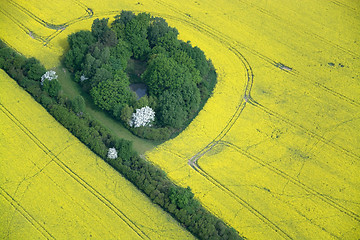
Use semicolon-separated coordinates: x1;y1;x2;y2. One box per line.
0;70;194;239
1;0;359;239
147;0;360;239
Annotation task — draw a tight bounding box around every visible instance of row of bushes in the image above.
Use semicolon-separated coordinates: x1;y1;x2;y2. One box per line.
0;41;242;240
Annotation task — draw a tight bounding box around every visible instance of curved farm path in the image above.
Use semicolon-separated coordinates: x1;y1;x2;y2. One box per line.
1;0;359;239
144;1;360;239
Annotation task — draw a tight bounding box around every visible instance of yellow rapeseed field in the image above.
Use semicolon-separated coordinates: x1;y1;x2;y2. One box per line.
1;0;359;239
0;70;194;239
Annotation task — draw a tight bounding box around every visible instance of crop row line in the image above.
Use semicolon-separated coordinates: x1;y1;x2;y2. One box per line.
237;0;360;58
0;8;45;44
220;140;360;222
190;155;293;239
148;4;359;238
157;2;359;176
246;97;359;160
152;8;294;238
155;0;359;108
0;103;149;240
7;0;65;29
0;186;55;239
3;0;94;46
5;0;359;109
7;0;359;109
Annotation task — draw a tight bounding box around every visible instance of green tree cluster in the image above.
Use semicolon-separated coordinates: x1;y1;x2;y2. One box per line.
63;11;217;139
1;40;242;240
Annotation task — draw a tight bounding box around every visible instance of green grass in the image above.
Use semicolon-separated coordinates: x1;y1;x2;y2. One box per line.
54;66;160;154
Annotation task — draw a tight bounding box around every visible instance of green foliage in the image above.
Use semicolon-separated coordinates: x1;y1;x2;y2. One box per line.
63;13;216;138
113;11;136;26
92;18;109;39
155;30;181;54
134;95;149;109
90;67;112;88
109;39;132;71
123;12;151;60
180;41;210;77
157;90;187;128
64;30;95;72
1;37;240;240
114;138;134;161
119;104;133;122
68;30;96;50
40;94;54;108
91;18;118;47
90;76;132;111
169;186;194;209
71;95;85;113
64;47;84;73
147;95;158;110
42;79;61;98
148;17;178;47
23;57;46;81
80;53;98;79
181;80;201;116
0;47;15;69
142;54;190;96
131;126;171;140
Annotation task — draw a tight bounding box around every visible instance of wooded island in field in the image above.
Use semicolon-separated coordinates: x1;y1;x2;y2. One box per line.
64;11;217;140
0;11;241;240
1;1;359;239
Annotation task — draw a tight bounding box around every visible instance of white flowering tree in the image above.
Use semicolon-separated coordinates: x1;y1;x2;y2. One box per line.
129;106;155;128
107;147;118;159
40;70;61;97
41;70;58;85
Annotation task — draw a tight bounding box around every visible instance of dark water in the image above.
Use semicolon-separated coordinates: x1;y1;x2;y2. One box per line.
130;83;147;99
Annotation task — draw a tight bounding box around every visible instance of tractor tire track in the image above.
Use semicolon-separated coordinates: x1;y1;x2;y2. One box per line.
5;0;93;45
0;103;149;240
236;0;360;58
190;154;293;240
146;5;360;237
0;8;46;44
152;10;293;239
331;0;359;13
0;186;56;240
155;7;359;161
6;0;359;109
2;2;356;238
246;97;359;160
220;140;360;223
7;0;66;30
154;0;359;107
176;9;358;108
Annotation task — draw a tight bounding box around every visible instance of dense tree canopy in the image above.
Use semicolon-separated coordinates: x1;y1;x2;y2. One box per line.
142;54;190;96
90;74;133;111
64;30;95;72
158;90;187;128
64;10;217;139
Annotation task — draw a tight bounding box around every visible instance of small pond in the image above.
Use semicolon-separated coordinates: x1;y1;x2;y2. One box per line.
130;83;147;99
